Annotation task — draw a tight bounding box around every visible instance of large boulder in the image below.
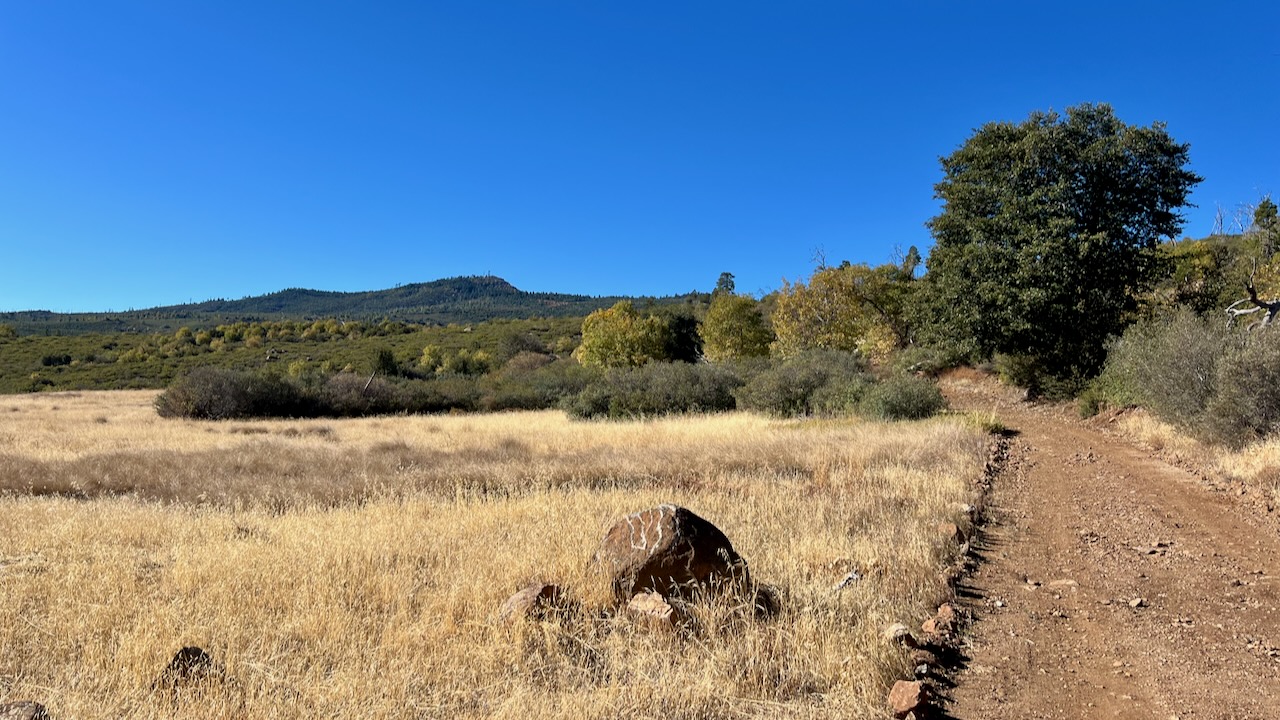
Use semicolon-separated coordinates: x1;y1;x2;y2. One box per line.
591;505;748;605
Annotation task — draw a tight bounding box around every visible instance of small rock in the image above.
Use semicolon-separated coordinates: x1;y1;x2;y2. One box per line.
751;583;782;620
937;522;965;545
1129;597;1147;608
914;663;930;677
0;702;49;720
154;646;222;695
922;605;957;637
626;590;695;630
497;583;573;623
888;680;927;718
910;647;939;668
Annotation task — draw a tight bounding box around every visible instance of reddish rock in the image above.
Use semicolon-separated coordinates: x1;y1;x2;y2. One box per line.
0;702;48;720
922;603;959;637
497;583;572;623
888;680;927;718
626;590;695;630
591;505;748;605
937;521;965;545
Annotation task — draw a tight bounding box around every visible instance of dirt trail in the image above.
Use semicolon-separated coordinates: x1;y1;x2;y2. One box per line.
941;373;1280;720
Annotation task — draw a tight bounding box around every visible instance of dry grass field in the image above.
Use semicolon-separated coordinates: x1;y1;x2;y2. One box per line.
0;391;990;719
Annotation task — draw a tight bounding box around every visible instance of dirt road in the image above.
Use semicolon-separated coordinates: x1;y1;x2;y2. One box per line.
941;373;1280;720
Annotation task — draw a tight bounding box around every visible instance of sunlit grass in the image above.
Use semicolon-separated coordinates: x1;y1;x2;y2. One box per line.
0;391;988;718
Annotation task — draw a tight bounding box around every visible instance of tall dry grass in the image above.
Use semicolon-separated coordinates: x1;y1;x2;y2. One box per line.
1103;408;1280;506
0;391;989;718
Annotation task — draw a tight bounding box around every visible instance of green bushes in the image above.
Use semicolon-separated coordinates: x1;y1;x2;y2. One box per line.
1090;310;1229;427
155;368;310;420
154;350;949;424
734;350;870;417
1203;335;1280;446
856;375;946;420
1090;309;1280;446
563;362;741;419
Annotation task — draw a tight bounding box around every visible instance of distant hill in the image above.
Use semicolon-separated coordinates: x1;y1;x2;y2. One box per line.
1;275;702;335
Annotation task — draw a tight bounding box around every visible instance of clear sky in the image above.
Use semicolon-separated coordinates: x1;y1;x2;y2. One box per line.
2;1;1277;312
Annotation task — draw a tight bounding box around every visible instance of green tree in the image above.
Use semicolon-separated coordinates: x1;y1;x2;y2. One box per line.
1255;197;1279;258
373;347;399;377
714;272;736;296
701;294;773;361
922;103;1201;378
574;301;670;368
654;306;702;363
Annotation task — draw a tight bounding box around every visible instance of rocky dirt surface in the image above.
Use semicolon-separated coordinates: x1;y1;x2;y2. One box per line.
941;372;1280;720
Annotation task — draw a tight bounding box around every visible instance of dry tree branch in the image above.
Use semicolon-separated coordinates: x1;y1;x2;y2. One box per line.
1227;259;1280;330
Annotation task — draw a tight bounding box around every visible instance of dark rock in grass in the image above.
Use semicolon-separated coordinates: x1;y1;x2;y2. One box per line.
154;646;222;695
591;504;748;605
751;583;782;620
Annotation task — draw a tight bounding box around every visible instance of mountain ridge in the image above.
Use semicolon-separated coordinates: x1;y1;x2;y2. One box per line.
1;275;696;335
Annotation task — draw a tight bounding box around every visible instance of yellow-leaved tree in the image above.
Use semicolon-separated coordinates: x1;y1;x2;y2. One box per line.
574;301;669;368
770;254;918;361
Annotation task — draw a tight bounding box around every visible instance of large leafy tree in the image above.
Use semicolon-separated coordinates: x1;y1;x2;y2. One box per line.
771;255;919;361
701;293;773;361
923;103;1201;377
574;301;670;368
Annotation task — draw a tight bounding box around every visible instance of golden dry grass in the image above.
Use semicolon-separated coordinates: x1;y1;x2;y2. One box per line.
0;391;990;718
1104;408;1280;505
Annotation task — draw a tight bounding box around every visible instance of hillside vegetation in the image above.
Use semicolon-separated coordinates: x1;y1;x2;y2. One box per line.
0;275;685;335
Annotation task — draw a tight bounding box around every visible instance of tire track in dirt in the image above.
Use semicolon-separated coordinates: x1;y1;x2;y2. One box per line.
942;373;1280;720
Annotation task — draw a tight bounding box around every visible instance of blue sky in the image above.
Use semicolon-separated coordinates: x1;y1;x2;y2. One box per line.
2;1;1277;312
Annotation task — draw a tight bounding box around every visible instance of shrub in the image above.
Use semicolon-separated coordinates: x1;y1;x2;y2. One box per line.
1097;309;1232;429
888;344;967;377
810;376;874;416
856;375;946;420
319;373;406;417
565;362;742;419
1204;333;1280;447
734;350;868;417
155;368;309;420
403;374;481;414
481;357;596;412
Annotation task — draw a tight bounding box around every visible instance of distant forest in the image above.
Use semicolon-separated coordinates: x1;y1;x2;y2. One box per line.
0;275;697;335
